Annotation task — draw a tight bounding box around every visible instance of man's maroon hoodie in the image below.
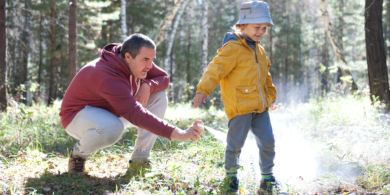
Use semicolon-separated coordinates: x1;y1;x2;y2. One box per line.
59;44;175;139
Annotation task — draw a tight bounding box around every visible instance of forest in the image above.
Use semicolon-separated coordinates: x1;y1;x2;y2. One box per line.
0;0;390;194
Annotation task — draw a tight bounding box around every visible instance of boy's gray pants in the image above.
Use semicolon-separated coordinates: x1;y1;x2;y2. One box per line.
65;91;168;161
225;111;275;174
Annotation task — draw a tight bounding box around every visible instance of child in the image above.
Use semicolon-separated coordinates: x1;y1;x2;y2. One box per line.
193;1;277;194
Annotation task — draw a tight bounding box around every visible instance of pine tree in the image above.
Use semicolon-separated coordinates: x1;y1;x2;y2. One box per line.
48;1;57;105
68;0;77;85
0;0;7;111
365;0;389;104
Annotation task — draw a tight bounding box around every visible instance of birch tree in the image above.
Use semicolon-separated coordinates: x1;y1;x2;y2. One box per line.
68;0;77;85
0;0;7;111
163;0;189;74
155;0;185;46
365;0;389;104
319;0;358;91
121;0;127;41
200;0;208;73
163;0;190;102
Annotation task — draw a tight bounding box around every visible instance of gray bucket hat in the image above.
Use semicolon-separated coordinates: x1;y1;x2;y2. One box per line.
237;1;274;26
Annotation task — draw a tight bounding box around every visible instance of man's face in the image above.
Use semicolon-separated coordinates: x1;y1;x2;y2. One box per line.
241;23;269;41
124;47;155;79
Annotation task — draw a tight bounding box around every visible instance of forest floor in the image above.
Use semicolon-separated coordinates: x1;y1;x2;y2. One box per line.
1;93;390;194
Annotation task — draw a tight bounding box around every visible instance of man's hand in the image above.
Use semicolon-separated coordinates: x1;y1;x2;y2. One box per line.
193;93;207;108
170;120;204;141
134;83;151;105
270;103;277;110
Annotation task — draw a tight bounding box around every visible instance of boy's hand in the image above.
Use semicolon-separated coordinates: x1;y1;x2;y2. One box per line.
193;93;207;108
270;103;277;110
170;120;204;141
134;83;151;105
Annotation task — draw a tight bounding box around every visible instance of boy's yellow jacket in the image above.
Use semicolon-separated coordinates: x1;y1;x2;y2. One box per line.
196;32;277;120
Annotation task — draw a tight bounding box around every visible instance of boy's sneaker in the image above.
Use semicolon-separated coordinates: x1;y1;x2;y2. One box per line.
223;175;239;194
68;155;87;173
259;176;277;194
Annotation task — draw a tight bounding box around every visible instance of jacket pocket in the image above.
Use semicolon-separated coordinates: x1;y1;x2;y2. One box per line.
236;86;259;111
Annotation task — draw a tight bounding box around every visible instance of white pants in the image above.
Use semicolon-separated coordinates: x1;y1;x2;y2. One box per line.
65;91;168;161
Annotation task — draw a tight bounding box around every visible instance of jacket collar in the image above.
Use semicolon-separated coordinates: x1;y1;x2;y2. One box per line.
231;32;260;51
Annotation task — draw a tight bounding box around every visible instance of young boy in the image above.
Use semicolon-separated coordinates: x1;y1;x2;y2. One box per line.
193;1;278;194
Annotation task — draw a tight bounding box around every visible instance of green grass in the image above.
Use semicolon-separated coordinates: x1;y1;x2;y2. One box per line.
0;101;229;194
1;93;390;194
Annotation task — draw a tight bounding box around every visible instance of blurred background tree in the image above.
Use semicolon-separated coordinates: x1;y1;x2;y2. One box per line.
0;0;388;108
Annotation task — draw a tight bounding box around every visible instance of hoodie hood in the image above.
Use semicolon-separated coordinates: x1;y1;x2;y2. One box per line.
222;32;239;46
222;32;258;62
100;43;131;76
222;32;258;48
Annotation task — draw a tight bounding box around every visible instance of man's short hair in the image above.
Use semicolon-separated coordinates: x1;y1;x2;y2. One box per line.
121;34;156;59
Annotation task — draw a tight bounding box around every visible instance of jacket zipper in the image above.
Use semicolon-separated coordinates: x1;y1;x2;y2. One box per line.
252;44;265;112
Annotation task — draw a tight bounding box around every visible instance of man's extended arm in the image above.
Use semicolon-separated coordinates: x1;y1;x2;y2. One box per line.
98;77;203;141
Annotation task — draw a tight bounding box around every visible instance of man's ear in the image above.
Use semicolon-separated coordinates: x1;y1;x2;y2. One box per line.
124;52;131;59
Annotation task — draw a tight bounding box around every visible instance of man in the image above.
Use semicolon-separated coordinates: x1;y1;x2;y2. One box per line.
60;34;203;173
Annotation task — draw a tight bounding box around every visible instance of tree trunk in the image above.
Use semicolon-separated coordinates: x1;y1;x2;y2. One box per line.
388;0;390;59
12;0;20;89
163;0;189;73
121;0;127;41
68;0;77;86
108;20;112;43
365;0;389;104
319;0;358;91
38;11;43;85
338;0;343;50
37;10;43;102
186;30;191;102
19;0;31;86
155;0;185;46
101;24;107;42
0;0;7;111
307;0;315;100
283;0;289;103
201;0;208;73
170;51;174;102
130;0;135;34
48;2;57;105
321;30;329;95
336;0;344;84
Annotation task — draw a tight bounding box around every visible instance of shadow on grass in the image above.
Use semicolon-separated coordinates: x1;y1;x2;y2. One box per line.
24;167;145;195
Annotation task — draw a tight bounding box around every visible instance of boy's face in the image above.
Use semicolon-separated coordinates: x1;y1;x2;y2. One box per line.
241;23;269;41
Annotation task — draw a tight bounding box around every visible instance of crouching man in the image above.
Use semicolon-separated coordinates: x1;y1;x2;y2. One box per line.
59;33;203;173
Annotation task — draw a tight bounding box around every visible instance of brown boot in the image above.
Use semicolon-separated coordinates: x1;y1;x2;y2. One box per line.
68;155;87;173
128;159;152;169
126;160;152;176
